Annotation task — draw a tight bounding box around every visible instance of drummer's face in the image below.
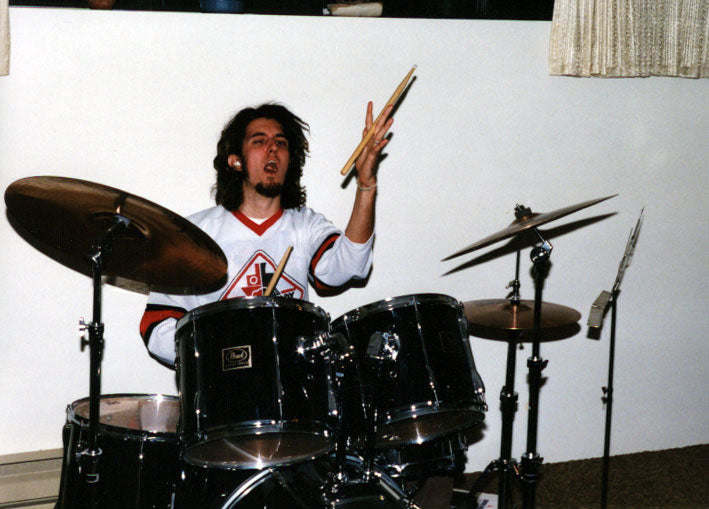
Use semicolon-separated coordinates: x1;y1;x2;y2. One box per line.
238;118;290;197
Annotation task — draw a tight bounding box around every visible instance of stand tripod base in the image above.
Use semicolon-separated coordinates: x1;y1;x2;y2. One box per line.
469;458;520;509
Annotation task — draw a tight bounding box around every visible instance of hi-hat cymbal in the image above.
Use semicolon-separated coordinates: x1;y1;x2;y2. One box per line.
443;195;617;261
5;176;228;294
464;299;581;332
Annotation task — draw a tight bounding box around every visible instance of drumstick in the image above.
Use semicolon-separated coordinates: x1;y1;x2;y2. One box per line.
264;246;293;297
340;65;417;177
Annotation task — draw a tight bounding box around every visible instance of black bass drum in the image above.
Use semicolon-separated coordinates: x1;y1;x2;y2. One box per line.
216;456;411;508
175;297;336;470
56;394;179;509
331;294;486;449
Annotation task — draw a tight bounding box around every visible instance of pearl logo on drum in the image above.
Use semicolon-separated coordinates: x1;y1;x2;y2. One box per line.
222;345;252;371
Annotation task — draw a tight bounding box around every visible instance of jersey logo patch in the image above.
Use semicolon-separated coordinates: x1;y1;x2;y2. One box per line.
220;250;304;300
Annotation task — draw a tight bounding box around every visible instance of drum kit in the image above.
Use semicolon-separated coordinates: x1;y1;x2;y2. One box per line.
5;176;615;509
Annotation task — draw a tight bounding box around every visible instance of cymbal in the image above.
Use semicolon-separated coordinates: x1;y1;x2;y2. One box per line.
443;195;617;261
5;176;228;294
464;299;581;332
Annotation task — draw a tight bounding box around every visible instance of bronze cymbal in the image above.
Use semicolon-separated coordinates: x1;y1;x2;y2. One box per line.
443;195;617;261
5;176;228;294
464;299;581;332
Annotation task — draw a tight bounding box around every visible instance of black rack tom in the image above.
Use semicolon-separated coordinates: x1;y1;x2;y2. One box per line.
332;293;486;448
176;297;335;469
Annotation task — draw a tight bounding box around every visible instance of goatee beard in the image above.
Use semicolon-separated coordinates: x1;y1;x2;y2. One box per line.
255;181;283;198
241;159;284;198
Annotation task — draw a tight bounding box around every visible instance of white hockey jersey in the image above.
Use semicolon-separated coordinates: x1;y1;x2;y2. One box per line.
140;205;373;366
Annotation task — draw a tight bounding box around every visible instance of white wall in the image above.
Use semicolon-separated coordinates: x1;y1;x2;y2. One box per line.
1;8;707;473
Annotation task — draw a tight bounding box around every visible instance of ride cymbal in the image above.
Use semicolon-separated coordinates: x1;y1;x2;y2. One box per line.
5;176;228;294
464;299;581;332
443;195;617;261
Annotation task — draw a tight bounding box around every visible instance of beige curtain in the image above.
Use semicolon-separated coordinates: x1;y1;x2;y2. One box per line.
550;0;709;78
1;0;8;76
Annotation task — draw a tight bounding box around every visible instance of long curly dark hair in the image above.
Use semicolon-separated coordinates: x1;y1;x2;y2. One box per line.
213;103;309;211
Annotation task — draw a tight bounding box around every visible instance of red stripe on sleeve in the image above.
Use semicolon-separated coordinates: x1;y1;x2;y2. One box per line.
310;233;340;290
139;307;186;339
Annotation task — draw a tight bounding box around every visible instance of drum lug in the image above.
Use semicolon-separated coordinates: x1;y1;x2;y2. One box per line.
458;314;469;339
296;333;329;363
366;332;400;362
77;445;102;484
297;332;351;363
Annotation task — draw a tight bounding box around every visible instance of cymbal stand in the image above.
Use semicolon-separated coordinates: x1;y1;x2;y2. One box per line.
520;228;552;509
78;214;130;505
470;250;525;509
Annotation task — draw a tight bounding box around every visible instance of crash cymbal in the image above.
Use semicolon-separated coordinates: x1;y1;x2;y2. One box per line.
443;195;617;261
464;299;581;332
5;176;228;294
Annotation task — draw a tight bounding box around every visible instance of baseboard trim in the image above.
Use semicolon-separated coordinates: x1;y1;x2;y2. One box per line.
0;495;57;508
0;450;62;508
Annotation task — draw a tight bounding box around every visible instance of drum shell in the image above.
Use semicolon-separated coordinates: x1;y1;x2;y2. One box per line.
176;297;336;468
375;430;469;481
332;294;486;447
56;394;179;509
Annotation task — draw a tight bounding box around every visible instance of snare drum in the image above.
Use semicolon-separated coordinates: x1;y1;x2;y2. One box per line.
56;394;179;509
332;294;486;448
176;297;336;469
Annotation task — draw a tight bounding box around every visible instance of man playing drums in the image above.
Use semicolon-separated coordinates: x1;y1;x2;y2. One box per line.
139;101;457;509
139;101;392;365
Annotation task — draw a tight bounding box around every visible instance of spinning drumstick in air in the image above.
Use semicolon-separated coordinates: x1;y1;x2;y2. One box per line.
340;65;416;177
264;245;293;297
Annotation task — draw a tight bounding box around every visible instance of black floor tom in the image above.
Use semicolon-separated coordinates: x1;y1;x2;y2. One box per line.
56;394;179;509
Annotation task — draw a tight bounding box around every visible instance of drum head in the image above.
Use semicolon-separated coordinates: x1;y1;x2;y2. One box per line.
178;295;329;330
333;293;459;325
183;431;334;469
71;394;179;434
377;409;483;447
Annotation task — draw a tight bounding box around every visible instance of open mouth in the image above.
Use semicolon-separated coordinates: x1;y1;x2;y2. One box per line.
264;160;278;174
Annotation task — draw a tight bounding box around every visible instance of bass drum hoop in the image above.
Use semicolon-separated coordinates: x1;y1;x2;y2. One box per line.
218;455;410;509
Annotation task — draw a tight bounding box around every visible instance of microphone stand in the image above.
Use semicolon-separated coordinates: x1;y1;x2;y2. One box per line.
600;289;619;509
590;208;642;509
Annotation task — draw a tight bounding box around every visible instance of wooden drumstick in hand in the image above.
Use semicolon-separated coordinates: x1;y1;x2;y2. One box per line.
340;65;416;177
264;246;293;297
